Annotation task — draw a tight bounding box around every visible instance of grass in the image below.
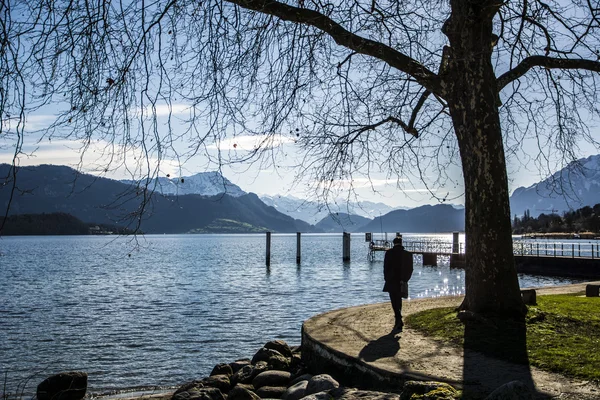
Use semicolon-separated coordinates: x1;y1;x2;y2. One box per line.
405;293;600;381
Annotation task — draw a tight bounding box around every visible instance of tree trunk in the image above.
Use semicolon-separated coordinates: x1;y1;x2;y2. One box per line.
444;1;526;319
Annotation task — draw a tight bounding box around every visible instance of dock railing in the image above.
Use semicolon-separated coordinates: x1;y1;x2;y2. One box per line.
512;240;600;259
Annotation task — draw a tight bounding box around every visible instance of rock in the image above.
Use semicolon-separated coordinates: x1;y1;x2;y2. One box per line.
172;384;205;400
283;380;309;400
330;387;400;400
232;362;269;385
252;348;284;365
228;385;261;400
400;381;459;400
299;391;332;400
290;374;313;386
186;388;226;400
202;375;231;393
268;354;291;371
264;340;294;358
521;289;537;305
253;371;292;389
211;363;234;377
37;371;88;400
255;386;288;399
231;360;252;374
484;381;535;400
305;375;339;396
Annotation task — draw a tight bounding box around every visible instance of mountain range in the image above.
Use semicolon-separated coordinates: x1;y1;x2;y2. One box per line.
509;154;600;217
0;164;314;234
259;194;398;224
122;172;246;197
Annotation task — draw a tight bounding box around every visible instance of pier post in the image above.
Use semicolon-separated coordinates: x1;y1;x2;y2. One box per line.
296;232;301;264
452;232;460;253
343;232;351;262
266;232;271;267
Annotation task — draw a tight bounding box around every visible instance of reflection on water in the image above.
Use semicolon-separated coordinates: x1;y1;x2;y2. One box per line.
0;233;587;393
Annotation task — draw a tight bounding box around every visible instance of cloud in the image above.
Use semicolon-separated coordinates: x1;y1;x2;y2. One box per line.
0;138;180;180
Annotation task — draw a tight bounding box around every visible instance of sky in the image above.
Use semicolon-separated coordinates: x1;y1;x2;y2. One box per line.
2;108;599;209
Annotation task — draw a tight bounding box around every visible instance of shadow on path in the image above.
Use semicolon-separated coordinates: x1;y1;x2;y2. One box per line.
358;332;400;362
462;316;542;399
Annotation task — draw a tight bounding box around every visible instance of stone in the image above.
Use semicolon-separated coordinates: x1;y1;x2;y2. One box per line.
228;385;261;400
299;391;332;400
520;289;537;305
400;381;459;400
252;348;284;365
283;380;309;400
586;284;600;297
330;388;400;400
186;387;226;400
231;360;252;373
255;386;288;399
253;371;292;389
211;363;234;377
232;362;269;385
484;381;535;400
202;375;231;393
264;340;294;358
172;384;206;400
290;374;313;386
268;354;291;371
37;371;88;400
305;375;339;396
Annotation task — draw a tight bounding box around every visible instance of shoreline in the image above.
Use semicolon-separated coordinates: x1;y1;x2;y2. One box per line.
90;280;599;400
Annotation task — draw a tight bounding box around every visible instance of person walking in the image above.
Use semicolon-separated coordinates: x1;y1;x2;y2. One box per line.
383;235;413;332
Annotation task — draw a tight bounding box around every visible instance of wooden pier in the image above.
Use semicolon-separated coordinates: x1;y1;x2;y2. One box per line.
365;233;600;278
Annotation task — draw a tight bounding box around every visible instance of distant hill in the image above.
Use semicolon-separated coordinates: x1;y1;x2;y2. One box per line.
259;194;398;224
358;204;465;233
315;213;372;233
510;154;600;217
0;164;317;234
0;212;135;235
121;171;246;197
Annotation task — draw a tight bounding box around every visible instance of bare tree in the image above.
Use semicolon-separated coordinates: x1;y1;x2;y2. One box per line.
2;0;600;318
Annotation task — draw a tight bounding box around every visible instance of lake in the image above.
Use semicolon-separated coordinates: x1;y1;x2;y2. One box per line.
0;233;586;395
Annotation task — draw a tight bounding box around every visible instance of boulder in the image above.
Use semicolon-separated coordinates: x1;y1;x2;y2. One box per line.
228;385;261;400
252;348;284;365
305;375;339;396
298;391;332;400
211;363;234;377
290;374;313;386
268;354;291;371
231;360;252;374
484;381;535;400
37;371;88;400
330;387;400;400
232;362;269;385
283;380;309;400
400;381;459;400
255;386;288;399
185;388;226;400
202;375;231;393
264;340;294;358
253;371;292;389
172;384;205;400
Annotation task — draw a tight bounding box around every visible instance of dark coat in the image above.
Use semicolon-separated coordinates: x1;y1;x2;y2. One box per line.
383;245;414;292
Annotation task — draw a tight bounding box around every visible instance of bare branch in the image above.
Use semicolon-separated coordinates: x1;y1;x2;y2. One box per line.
498;56;600;91
224;0;443;96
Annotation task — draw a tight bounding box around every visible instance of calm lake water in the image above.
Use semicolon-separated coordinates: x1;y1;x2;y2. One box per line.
0;233;586;394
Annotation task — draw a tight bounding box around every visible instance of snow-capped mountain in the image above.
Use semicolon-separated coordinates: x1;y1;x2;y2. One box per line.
510;154;600;217
122;171;247;197
259;194;398;224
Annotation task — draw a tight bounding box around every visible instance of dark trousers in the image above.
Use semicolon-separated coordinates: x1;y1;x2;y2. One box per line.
389;290;403;325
